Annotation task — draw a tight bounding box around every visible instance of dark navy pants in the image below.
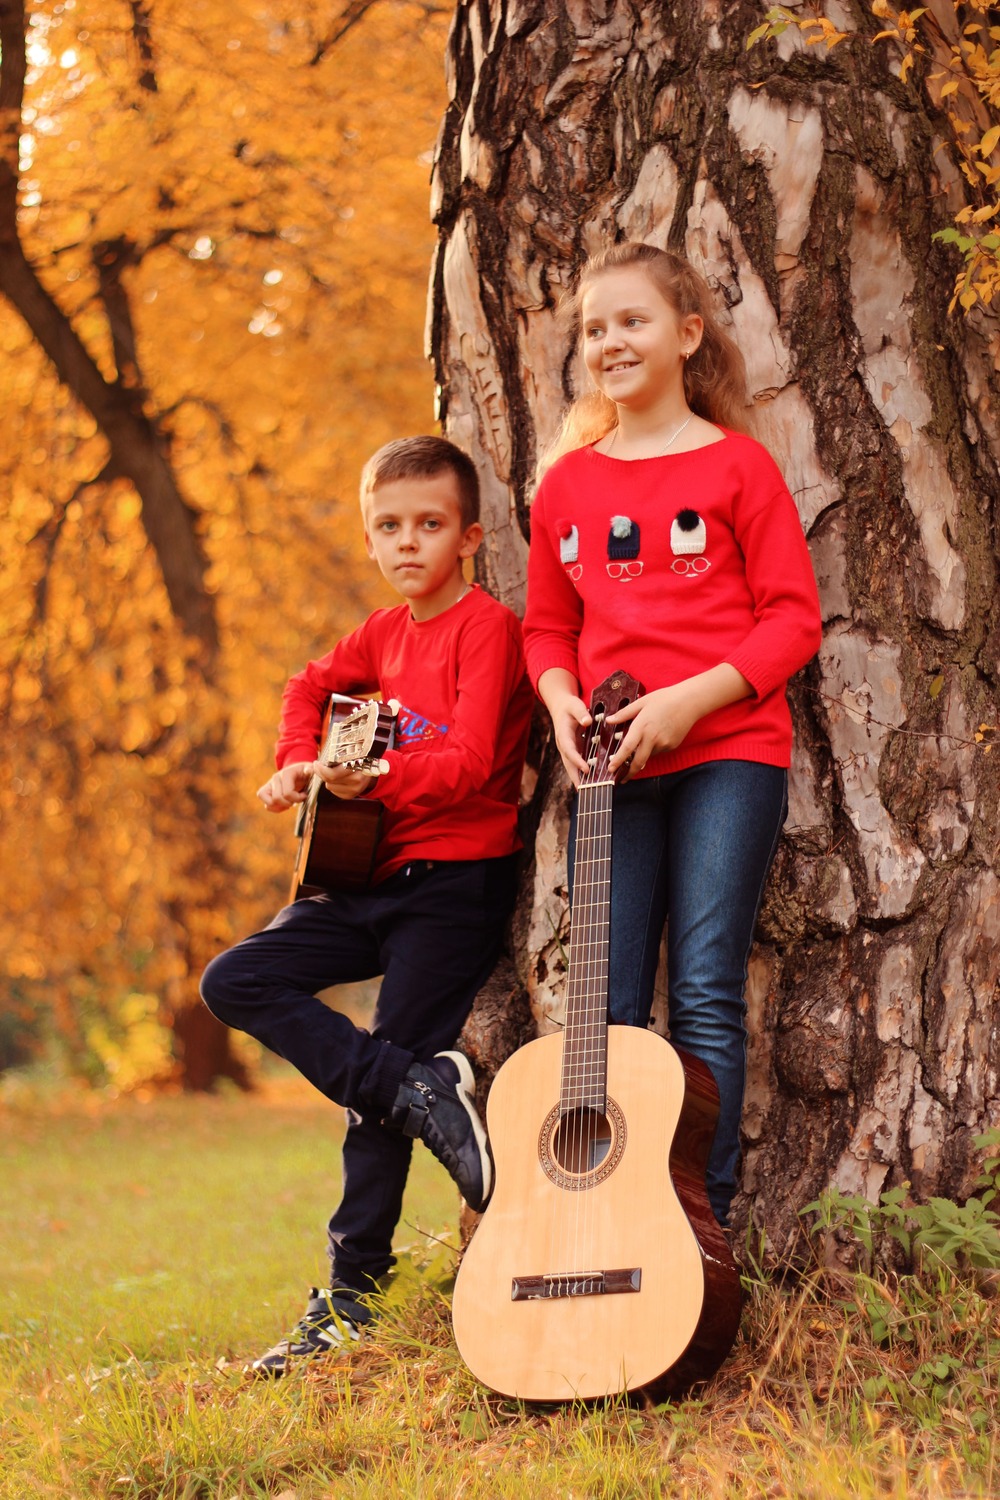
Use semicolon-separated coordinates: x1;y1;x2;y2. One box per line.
200;856;517;1293
570;760;787;1224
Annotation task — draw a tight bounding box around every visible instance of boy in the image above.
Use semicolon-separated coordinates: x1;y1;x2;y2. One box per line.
201;435;533;1375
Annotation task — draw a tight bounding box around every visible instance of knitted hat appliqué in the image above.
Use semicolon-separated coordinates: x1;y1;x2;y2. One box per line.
669;508;711;575
556;519;579;566
606;515;643;581
670;509;706;554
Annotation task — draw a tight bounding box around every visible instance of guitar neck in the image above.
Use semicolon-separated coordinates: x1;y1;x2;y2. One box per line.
561;778;614;1113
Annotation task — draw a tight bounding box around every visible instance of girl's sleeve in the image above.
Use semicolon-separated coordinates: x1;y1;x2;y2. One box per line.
522;479;585;690
724;455;823;698
275;616;382;768
375;612;530;814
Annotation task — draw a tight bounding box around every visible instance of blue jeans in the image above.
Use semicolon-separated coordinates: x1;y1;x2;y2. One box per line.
569;760;787;1224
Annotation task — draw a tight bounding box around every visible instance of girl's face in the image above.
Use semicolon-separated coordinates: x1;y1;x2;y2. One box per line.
580;266;703;413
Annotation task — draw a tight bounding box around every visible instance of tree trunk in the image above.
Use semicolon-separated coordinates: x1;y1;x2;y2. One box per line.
435;0;1000;1258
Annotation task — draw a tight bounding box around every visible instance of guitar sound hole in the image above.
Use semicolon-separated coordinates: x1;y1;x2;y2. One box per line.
538;1097;626;1190
551;1108;613;1175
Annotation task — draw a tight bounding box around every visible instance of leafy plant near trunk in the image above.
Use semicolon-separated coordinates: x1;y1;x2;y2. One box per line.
802;1127;1000;1273
748;0;1000;310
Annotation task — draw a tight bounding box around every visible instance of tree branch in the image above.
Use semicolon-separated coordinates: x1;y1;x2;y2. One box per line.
309;0;382;66
0;4;218;658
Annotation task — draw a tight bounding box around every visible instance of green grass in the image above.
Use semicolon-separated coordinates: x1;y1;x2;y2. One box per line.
2;1077;998;1499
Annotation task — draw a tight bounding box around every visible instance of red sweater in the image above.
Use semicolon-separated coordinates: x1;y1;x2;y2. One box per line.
277;586;534;880
523;432;822;775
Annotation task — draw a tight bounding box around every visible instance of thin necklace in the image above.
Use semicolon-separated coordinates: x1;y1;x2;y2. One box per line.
607;412;693;456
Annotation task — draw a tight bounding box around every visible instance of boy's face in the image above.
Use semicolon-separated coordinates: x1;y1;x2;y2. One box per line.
363;471;483;621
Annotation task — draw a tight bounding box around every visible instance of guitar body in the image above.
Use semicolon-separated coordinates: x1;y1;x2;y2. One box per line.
452;1026;741;1401
289;792;383;899
288;698;397;902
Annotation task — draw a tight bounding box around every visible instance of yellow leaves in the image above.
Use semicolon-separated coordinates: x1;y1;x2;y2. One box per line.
0;0;447;1031
11;674;43;705
843;0;1000;313
747;7;848;52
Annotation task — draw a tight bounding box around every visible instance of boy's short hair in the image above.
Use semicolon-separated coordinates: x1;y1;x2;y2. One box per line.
360;436;480;530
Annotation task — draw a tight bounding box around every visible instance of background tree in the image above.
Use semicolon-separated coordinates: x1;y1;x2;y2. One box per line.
434;0;1000;1253
0;0;447;1087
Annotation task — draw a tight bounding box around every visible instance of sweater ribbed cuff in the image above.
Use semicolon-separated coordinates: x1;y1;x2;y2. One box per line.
527;651;581;693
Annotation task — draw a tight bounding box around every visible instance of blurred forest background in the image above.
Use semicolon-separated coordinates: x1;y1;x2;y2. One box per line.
0;0;449;1092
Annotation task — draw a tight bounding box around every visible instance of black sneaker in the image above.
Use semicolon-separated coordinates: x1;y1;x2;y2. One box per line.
386;1050;492;1212
250;1287;370;1378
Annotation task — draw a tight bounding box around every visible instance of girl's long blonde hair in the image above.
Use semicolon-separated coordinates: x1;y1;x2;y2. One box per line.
541;242;750;475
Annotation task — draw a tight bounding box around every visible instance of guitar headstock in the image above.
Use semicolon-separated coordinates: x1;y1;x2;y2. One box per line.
579;670;645;789
325;699;398;777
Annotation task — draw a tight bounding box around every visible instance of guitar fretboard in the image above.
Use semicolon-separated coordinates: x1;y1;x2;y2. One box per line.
560;778;614;1114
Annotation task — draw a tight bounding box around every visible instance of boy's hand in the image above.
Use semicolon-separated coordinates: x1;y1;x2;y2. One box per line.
310;762;378;800
257;763;312;812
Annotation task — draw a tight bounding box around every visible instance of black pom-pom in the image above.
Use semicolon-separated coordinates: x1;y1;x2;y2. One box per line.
675;508;701;531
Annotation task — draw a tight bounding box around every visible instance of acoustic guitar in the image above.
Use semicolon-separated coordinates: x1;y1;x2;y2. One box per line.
452;670;742;1401
289;696;398;901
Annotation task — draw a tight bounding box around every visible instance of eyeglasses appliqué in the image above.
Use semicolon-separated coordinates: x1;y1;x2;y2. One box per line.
671;557;710;575
606;561;644;579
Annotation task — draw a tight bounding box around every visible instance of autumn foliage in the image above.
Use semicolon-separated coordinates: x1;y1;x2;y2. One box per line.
0;0;448;1085
749;0;1000;310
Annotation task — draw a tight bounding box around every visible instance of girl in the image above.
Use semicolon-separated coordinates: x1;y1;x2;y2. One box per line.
523;242;822;1227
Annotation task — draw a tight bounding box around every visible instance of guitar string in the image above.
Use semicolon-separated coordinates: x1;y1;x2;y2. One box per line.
565;751;595;1285
583;780;611;1286
564;735;614;1288
579;779;611;1287
572;778;592;1286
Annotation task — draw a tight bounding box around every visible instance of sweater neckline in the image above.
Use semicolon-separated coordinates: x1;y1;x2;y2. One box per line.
584;428;731;465
405;583;479;627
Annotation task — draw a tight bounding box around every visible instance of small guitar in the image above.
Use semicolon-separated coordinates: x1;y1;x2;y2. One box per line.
452;670;742;1401
289;696;398;901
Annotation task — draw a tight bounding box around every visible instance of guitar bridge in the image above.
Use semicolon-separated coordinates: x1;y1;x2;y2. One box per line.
510;1267;641;1301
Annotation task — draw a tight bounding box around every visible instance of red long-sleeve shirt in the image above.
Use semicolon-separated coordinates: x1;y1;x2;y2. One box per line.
277;586;534;880
523;432;822;775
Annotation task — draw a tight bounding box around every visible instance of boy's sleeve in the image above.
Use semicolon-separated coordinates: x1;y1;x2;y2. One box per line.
375;612;527;814
275;615;383;768
724;456;823;699
522;478;584;690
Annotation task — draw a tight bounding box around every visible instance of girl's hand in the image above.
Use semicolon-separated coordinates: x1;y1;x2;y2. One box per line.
606;686;700;776
257;763;312;812
606;665;753;777
537;668;592;788
551;695;594;788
